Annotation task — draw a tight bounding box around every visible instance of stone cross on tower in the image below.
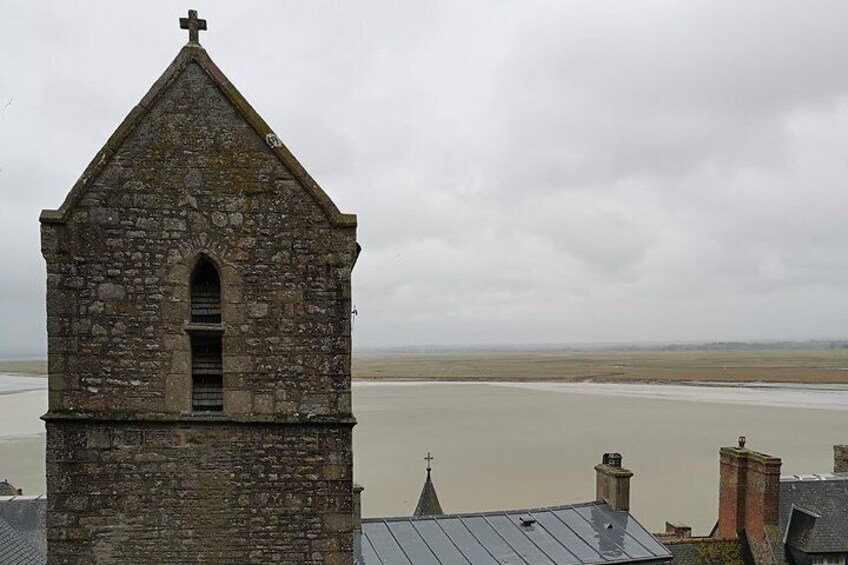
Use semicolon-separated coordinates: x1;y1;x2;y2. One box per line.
425;452;434;474
179;9;207;44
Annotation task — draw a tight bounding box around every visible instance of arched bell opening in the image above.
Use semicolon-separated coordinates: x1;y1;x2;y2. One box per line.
190;257;221;325
188;255;223;412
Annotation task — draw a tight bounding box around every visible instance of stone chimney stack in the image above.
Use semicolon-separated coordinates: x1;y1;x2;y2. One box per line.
834;445;848;473
717;437;782;540
665;522;692;539
595;453;633;512
353;483;364;533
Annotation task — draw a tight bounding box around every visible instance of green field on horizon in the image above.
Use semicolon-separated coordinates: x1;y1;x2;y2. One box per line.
4;348;848;384
352;348;848;383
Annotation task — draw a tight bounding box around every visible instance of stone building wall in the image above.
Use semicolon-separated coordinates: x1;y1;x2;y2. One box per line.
835;445;848;473
41;45;357;564
46;422;352;564
42;60;357;419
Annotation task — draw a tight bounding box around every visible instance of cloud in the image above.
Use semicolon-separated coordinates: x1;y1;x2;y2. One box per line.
2;1;848;355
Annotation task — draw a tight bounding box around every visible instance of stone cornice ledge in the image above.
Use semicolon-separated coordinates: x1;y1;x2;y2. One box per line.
42;411;357;426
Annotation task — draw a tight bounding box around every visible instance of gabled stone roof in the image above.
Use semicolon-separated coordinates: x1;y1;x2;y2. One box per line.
40;42;356;229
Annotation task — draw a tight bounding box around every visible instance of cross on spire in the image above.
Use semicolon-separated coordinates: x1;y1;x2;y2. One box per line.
179;10;207;44
425;452;434;473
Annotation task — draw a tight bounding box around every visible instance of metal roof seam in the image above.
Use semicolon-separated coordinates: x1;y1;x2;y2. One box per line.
457;514;504;565
571;508;630;562
426;518;474;565
550;509;604;561
514;511;562;565
529;510;582;564
480;512;533;565
383;519;415;565
609;512;662;558
360;533;387;565
409;519;447;565
360;502;671;565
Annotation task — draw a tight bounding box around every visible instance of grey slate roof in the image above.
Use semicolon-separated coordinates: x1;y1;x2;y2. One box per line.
356;501;672;565
0;517;45;565
0;496;46;564
779;474;848;555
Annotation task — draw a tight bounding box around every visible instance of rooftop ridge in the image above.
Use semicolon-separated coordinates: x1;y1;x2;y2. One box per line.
781;473;848;482
364;499;619;523
0;495;46;502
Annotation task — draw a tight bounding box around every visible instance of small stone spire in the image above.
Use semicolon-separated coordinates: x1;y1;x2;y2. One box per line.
179;9;207;45
413;452;444;517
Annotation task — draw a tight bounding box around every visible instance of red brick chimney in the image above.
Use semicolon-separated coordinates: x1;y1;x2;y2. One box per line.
717;437;781;540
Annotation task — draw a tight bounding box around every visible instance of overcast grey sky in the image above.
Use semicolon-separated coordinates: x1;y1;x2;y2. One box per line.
2;1;848;356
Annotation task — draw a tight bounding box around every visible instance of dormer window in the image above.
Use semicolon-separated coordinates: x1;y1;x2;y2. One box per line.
191;259;221;324
189;256;223;412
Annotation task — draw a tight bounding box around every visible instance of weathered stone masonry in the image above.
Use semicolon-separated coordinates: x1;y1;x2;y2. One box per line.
41;33;357;564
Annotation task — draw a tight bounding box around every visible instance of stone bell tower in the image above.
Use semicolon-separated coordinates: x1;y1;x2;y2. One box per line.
40;11;358;564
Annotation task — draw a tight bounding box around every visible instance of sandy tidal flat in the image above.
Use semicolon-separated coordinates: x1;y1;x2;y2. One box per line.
0;374;47;495
353;349;848;383
1;373;846;533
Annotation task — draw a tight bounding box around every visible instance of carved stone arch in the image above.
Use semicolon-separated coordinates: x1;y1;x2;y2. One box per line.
189;253;222;324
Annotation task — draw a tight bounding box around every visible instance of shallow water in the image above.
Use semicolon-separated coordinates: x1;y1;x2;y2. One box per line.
1;374;846;533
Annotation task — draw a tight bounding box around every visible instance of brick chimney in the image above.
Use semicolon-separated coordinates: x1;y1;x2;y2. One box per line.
834;445;848;473
717;437;781;540
595;453;633;511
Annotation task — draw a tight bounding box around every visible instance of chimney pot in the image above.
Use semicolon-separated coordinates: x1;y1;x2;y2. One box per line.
602;453;623;467
595;453;633;511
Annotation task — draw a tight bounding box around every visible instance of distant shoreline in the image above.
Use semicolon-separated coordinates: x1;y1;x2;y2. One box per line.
0;360;47;376
5;346;848;385
352;348;848;385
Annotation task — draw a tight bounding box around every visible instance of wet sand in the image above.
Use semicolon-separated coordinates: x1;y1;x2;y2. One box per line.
2;374;846;534
0;379;48;496
352;381;847;534
0;437;45;496
353;349;848;384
